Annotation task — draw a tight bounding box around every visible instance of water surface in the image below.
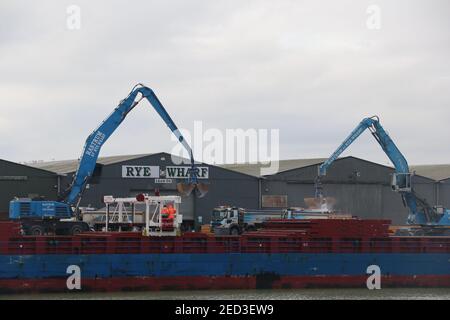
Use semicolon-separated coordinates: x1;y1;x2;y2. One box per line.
1;288;449;300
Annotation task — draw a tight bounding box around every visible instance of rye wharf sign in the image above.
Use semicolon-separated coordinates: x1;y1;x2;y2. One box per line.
166;166;209;179
122;165;159;178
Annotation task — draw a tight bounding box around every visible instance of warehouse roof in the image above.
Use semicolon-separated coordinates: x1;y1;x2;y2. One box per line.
220;156;443;180
0;159;58;175
30;154;153;174
28;153;259;179
410;164;450;181
28;152;450;181
220;158;327;177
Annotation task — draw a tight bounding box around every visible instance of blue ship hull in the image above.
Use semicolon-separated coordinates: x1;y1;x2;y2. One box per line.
1;253;449;293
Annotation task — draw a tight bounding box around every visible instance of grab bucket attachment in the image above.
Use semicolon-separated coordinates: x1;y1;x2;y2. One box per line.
177;182;209;198
177;183;195;197
304;197;336;211
196;183;209;198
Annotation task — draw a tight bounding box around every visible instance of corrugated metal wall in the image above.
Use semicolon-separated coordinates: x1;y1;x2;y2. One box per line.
262;157;437;225
438;178;450;209
0;160;58;218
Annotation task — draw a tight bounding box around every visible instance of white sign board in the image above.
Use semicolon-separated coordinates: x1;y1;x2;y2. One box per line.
166;166;209;179
122;165;159;178
155;178;173;184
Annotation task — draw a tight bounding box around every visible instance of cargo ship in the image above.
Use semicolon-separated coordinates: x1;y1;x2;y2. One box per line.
1;215;450;294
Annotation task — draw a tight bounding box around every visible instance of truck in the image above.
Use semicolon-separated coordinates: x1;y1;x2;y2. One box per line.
210;206;283;235
9;84;207;235
210;205;339;235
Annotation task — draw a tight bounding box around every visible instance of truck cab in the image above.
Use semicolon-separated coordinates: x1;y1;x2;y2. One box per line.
210;206;244;235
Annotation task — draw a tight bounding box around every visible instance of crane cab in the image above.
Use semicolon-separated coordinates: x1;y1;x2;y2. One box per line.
391;172;412;193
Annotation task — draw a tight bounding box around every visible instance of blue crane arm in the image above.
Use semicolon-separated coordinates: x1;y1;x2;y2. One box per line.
65;84;197;206
317;116;425;223
318;117;409;176
318;118;374;176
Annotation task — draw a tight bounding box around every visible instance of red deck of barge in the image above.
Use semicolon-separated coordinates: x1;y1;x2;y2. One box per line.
1;219;450;255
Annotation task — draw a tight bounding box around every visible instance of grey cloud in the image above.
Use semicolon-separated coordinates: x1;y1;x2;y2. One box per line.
0;0;449;166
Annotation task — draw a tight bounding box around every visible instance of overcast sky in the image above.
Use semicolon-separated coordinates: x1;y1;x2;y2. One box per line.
0;0;449;167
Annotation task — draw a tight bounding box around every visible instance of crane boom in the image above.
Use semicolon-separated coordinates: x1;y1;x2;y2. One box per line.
318;117;409;176
65;83;206;207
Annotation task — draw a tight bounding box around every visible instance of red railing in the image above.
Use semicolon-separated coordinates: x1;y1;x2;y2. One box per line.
1;234;449;255
1;220;449;255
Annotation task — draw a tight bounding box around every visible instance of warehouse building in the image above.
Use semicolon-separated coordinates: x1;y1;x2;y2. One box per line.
30;152;260;228
1;154;448;226
0;159;59;219
223;156;438;225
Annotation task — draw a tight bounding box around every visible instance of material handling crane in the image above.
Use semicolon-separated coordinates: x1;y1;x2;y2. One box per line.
315;116;450;236
9;84;208;235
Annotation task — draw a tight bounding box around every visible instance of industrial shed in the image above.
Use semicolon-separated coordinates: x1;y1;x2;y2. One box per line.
2;154;448;227
0;159;58;219
439;177;450;210
31;152;259;227
223;156;437;225
411;164;450;210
